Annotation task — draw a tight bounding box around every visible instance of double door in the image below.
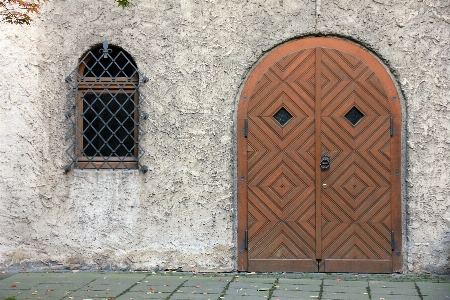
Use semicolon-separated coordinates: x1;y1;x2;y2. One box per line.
237;38;401;273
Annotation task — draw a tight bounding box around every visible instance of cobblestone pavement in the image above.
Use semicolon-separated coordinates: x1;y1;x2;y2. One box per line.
1;271;449;300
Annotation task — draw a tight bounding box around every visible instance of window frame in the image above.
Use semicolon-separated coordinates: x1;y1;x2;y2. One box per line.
66;42;147;171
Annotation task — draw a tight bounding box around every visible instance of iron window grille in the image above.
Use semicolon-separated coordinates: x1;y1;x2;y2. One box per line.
65;41;148;171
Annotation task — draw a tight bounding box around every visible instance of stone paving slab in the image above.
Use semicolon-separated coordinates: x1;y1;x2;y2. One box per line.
175;286;222;294
276;278;322;294
223;287;270;297
324;279;370;287
275;286;321;293
220;296;269;300
1;290;75;300
278;278;321;284
23;285;76;298
183;276;232;286
369;280;418;288
116;291;170;299
130;276;189;292
0;278;38;291
0;291;27;300
321;292;369;300
370;288;420;297
181;277;231;295
369;296;422;300
322;280;369;300
369;280;420;299
69;288;124;298
36;282;81;291
1;272;450;300
131;283;180;293
148;276;191;282
272;289;320;298
61;297;106;300
227;285;272;292
2;272;98;285
416;282;450;300
233;276;275;283
170;292;220;299
179;286;226;294
323;280;368;293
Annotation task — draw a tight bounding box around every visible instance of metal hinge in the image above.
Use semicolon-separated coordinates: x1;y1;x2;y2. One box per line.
244;229;249;250
391;231;396;250
390;117;395;136
243;118;248;138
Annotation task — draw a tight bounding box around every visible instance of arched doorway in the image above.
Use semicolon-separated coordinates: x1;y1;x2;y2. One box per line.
237;37;402;273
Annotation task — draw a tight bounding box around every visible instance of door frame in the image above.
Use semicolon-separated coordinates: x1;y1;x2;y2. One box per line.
236;36;403;272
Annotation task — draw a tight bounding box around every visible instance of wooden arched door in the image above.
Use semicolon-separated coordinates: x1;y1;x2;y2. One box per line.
237;37;402;273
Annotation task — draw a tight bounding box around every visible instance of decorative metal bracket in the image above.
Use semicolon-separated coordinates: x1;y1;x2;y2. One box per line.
99;40;112;58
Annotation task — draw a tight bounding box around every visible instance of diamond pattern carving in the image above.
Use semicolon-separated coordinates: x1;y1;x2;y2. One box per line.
342;174;368;199
256;162;309;210
269;174;295;198
270;243;297;259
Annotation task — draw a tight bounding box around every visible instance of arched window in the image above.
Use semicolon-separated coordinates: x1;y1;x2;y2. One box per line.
65;41;148;170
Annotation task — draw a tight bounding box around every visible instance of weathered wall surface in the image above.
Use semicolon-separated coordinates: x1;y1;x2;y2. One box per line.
0;0;448;273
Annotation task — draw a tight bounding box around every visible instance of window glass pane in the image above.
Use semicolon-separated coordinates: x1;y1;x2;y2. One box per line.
273;107;293;126
344;106;364;126
83;93;136;157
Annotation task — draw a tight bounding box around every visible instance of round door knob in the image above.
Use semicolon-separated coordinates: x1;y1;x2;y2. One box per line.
322;183;328;189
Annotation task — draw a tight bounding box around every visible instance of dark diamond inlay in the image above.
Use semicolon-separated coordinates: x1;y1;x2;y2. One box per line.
273;107;292;126
345;106;364;125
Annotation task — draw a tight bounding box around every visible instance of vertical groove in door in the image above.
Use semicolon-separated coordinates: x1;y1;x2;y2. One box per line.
314;47;322;259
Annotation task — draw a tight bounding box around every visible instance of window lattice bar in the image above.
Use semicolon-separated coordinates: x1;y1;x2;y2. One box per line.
65;41;148;171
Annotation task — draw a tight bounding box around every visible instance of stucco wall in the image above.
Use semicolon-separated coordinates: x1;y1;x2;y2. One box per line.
0;0;448;273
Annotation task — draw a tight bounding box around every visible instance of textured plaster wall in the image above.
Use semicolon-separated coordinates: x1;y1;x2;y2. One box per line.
0;0;448;273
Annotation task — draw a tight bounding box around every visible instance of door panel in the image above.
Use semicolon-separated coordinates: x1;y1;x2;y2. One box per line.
246;48;317;271
319;47;392;272
238;37;401;273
